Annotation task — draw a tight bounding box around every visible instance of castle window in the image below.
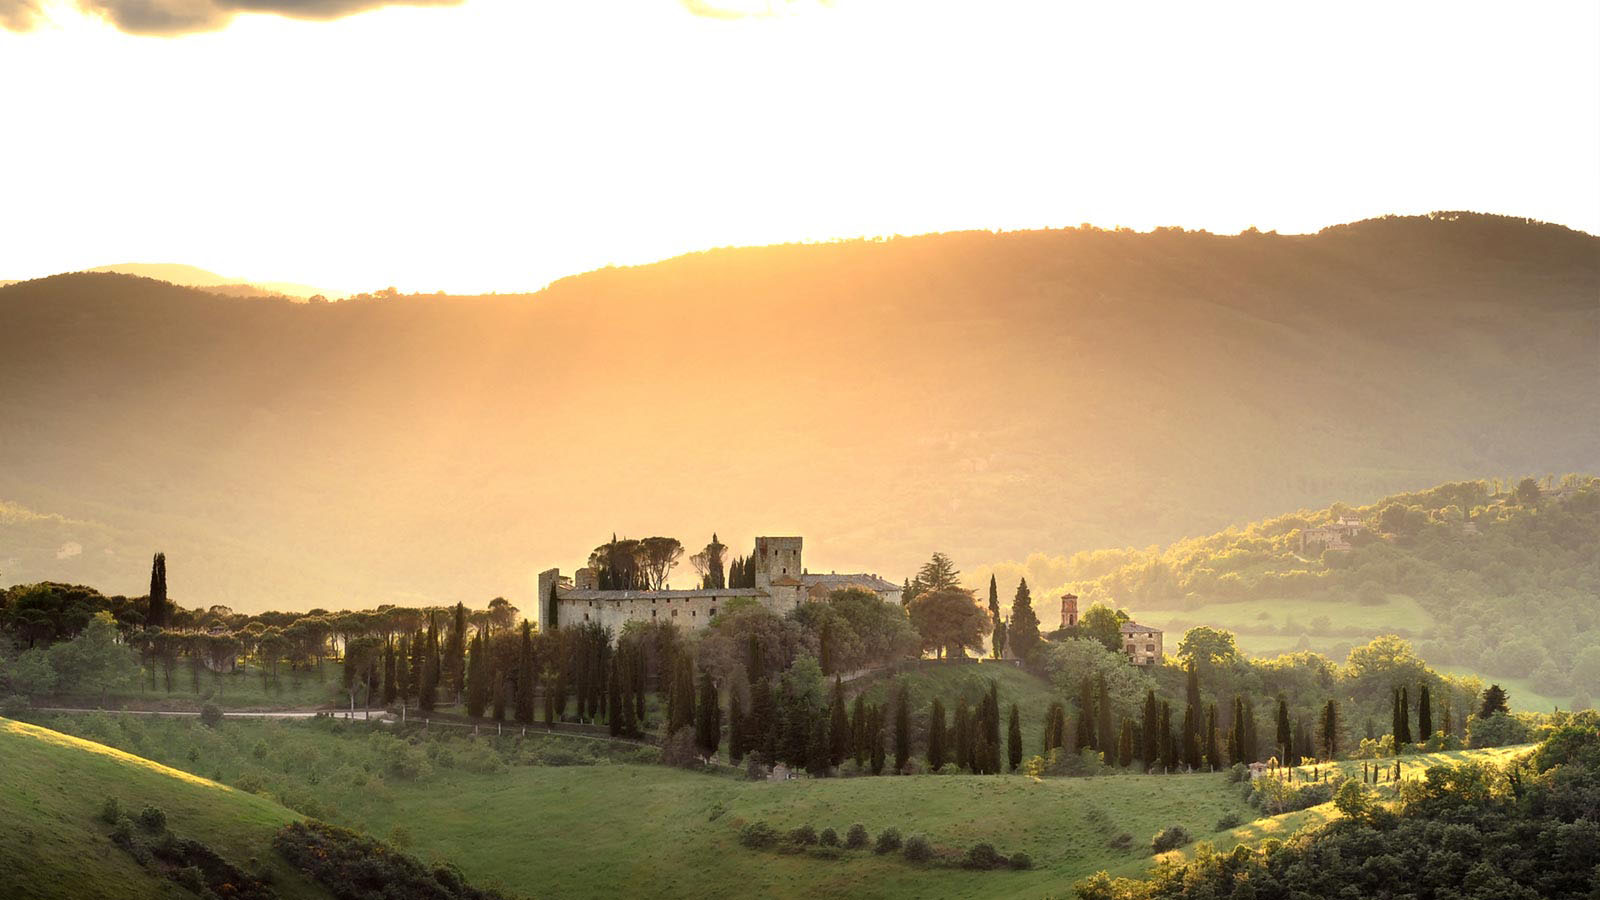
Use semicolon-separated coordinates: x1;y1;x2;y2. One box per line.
691;610;696;617
584;614;590;622
672;610;678;617
651;610;657;618
710;608;717;617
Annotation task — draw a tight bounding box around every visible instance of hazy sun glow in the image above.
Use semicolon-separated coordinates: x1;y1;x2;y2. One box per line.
2;0;1596;293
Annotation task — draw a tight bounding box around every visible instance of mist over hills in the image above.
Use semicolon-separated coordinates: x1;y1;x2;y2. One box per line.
0;212;1595;612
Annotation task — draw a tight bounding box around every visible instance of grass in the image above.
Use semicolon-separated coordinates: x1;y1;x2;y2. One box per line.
15;709;1536;900
0;716;331;900
1431;665;1567;714
852;662;1063;761
1132;593;1438;656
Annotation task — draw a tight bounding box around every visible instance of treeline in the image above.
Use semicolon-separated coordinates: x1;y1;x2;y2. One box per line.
1077;708;1600;899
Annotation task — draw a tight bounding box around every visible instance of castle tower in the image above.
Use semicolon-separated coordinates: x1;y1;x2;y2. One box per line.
1061;592;1079;629
753;536;803;589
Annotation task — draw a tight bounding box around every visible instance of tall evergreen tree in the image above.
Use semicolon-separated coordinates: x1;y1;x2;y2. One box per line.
419;614;439;712
1007;703;1023;772
728;690;746;763
607;658;623;737
1243;697;1259;764
987;575;1001;658
1141;689;1159;766
514;621;535;724
395;636;412;711
928;698;947;771
408;629;426;707
382;640;397;705
1009;578;1042;661
893;683;911;772
1181;705;1200;769
1157;701;1174;771
465;632;489;717
1095;673;1114;761
694;669;721;759
1418;684;1433;739
1397;686;1413;745
869;706;886;775
829;677;850;767
850;692;867;767
955;697;973;770
146;552;169;628
1076;676;1096;750
1276;695;1293;764
447;602;468;703
1185;660;1202;721
752;677;777;760
1117;717;1134;767
1320;698;1340;760
1204;703;1220;771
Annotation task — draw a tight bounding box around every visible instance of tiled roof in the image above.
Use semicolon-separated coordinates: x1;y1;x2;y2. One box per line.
559;587;768;601
800;573;900;592
1120;621;1161;633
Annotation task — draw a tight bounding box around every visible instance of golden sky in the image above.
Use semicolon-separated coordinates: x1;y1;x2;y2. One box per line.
2;0;1596;294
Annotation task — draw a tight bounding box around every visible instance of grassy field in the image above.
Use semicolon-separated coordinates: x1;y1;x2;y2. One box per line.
852;662;1062;759
0;716;332;900
1432;665;1566;714
15;707;1539;900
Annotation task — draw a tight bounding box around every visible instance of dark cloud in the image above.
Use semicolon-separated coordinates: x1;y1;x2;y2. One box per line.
0;0;462;35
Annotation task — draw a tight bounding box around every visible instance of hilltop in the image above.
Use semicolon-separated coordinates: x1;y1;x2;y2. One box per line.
0;212;1595;609
85;263;328;299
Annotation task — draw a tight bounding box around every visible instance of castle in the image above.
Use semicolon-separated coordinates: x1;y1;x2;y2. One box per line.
536;536;901;633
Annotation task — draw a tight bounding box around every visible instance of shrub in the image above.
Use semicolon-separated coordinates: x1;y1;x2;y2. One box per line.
845;823;869;849
1108;832;1134;851
818;827;839;847
137;806;167;833
937;763;961;776
273;820;508;899
1226;763;1249;783
0;694;29;717
903;834;934;863
963;843;1004;870
739;822;779;849
788;824;818;846
1151;825;1193;853
1215;812;1243;830
1009;851;1033;870
100;797;122;825
199;703;224;728
111;815;135;844
873;827;903;854
233;772;268;794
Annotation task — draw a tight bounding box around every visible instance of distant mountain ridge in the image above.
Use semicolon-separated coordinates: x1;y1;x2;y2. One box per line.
84;262;329;299
0;212;1595;611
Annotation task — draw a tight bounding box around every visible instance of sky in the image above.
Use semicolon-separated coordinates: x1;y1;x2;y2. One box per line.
1;0;1597;295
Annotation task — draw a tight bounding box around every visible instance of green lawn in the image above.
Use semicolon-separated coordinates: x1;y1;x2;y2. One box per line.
0;716;331;900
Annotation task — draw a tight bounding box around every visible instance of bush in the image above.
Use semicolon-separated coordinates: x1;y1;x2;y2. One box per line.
788;824;818;846
818;827;839;847
0;694;29;717
845;823;869;849
1009;851;1033;870
962;843;1005;870
903;834;934;863
1226;763;1249;783
873;827;903;854
100;797;122;825
1467;712;1533;748
111;815;135;844
1215;812;1243;830
273;820;508;899
1151;825;1193;853
199;703;224;728
137;806;167;833
739;822;779;849
937;763;961;775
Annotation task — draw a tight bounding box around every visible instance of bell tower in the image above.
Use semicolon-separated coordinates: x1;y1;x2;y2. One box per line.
753;536;803;589
1061;592;1079;628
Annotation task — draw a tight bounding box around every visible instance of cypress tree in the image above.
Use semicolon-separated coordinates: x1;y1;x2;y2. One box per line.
396;635;412;711
986;681;1002;754
1243;697;1259;764
465;632;489;718
955;698;973;771
1009;578;1042;661
1230;696;1246;764
1479;683;1509;718
1117;718;1134;767
694;669;720;759
147;552;168;628
1417;684;1433;740
829;677;850;766
1007;703;1023;772
987;575;1000;658
1141;688;1159;766
514;621;535;724
1181;705;1200;770
805;709;832;777
928;699;947;771
607;659;623;737
850;692;867;767
893;683;911;772
1095;673;1114;761
1076;677;1095;750
1204;703;1220;771
1185;660;1202;721
869;705;887;775
1321;699;1339;760
1398;686;1413;745
447;602;467;703
1157;701;1174;771
408;629;426;707
1276;695;1292;764
382;640;397;705
419;615;439;712
752;677;777;759
728;690;746;763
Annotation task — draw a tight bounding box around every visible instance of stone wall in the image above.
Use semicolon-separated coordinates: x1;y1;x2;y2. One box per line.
558;589;762;634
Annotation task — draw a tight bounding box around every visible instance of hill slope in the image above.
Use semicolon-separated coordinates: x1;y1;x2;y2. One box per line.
0;716;330;900
1;212;1595;610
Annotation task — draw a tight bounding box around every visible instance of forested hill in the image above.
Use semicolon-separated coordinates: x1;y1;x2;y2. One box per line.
0;212;1596;610
980;476;1600;703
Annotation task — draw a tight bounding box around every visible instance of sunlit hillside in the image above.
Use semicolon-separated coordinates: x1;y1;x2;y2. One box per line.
1;212;1595;611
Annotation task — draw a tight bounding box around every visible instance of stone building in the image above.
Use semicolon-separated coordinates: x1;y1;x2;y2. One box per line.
536;535;901;633
1060;593;1079;629
1300;516;1364;554
1121;621;1163;666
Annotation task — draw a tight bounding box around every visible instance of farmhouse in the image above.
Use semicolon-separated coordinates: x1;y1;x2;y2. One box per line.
1121;621;1164;666
1300;516;1365;554
536;535;901;633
